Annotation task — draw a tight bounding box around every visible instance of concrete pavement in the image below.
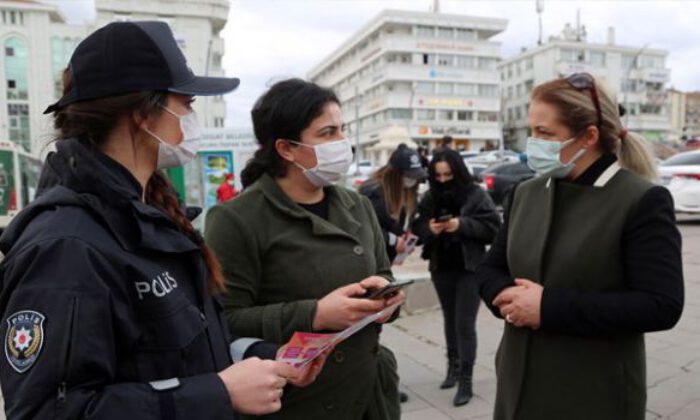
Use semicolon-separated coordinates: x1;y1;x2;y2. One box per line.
382;218;700;419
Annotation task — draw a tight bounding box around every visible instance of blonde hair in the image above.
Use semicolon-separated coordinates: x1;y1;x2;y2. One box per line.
371;165;417;220
532;76;658;181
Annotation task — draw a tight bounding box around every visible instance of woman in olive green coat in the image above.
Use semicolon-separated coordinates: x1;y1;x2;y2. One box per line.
204;79;404;420
477;73;683;420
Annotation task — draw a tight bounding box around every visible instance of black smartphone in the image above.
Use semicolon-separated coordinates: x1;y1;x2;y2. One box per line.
363;279;415;300
436;214;453;222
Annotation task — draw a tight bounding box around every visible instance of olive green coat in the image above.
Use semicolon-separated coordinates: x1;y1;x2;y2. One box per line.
204;174;395;420
497;165;652;420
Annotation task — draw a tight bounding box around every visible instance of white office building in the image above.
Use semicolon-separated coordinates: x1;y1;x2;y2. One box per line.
0;0;230;156
309;9;507;155
499;24;671;150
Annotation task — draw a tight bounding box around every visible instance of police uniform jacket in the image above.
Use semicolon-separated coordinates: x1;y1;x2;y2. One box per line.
0;138;269;420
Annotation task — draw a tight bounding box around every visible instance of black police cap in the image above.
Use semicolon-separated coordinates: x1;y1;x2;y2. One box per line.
45;21;240;114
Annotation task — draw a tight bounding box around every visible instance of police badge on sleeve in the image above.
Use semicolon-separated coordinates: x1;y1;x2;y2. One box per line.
5;310;45;373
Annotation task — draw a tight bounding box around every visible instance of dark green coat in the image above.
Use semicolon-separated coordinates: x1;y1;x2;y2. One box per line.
497;166;652;420
204;174;395;420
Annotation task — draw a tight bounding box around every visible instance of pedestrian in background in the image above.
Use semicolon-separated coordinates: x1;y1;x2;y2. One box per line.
0;22;325;420
477;72;684;420
217;172;238;203
205;78;405;420
413;148;500;406
359;144;427;263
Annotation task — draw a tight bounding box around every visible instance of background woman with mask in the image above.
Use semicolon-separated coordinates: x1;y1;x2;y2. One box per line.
205;78;405;420
0;22;324;420
413;148;500;407
359;144;427;263
477;73;684;420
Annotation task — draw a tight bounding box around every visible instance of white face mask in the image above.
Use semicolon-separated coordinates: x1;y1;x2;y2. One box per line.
526;136;586;178
289;138;354;187
144;105;202;169
403;177;418;188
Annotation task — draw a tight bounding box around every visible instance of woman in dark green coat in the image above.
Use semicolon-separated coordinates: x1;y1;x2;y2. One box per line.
204;79;404;420
477;73;684;420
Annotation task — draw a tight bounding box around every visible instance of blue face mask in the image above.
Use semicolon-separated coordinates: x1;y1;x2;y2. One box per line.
525;136;586;178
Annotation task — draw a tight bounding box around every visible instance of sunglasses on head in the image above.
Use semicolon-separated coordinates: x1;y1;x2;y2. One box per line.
566;72;602;129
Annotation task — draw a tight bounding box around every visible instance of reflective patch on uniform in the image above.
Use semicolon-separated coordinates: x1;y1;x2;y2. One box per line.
5;310;45;373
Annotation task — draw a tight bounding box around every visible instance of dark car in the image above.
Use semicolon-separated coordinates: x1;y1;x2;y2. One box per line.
481;161;535;207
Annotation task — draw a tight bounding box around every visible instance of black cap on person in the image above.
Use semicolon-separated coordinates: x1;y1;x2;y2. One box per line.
44;21;240;114
389;144;428;180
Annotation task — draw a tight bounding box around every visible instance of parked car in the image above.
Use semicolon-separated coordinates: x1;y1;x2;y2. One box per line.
658;150;700;213
343;160;376;190
463;150;522;182
480;161;535;207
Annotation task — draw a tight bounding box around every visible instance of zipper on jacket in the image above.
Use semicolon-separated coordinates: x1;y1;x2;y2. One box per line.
56;297;79;413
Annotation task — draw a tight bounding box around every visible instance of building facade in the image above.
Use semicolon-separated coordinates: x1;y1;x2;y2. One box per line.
308;9;507;154
0;0;230;157
668;89;686;143
685;92;700;140
499;25;671;150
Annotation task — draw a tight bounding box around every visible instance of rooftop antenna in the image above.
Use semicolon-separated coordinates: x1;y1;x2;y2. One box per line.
576;8;581;41
536;0;544;45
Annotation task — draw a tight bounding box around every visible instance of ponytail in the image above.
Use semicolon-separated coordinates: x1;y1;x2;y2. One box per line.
145;171;226;294
617;131;658;181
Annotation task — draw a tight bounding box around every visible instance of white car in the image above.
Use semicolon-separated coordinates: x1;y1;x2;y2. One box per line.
658;151;700;213
344;160;376;190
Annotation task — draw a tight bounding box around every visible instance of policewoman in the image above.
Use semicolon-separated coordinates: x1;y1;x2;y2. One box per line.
205;78;405;420
0;22;325;420
477;73;684;419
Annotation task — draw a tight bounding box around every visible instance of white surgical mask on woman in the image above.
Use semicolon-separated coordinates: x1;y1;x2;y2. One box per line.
288;138;354;187
144;105;202;169
525;136;586;178
403;177;418;188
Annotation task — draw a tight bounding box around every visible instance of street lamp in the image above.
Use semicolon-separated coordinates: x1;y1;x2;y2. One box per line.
354;85;361;175
623;43;650;126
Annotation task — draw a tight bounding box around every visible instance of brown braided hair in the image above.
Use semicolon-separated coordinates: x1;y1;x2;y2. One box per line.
51;68;226;293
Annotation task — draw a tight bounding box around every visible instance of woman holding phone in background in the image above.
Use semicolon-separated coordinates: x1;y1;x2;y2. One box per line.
413;148;501;406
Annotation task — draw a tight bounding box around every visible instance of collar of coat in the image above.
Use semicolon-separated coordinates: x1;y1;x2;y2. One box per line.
255;174;363;241
1;138;200;255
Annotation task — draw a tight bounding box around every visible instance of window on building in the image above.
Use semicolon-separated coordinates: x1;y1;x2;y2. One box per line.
561;48;584;62
436;83;453;95
525;79;534;93
456;55;474;68
5;47;14;56
507;108;513;122
438;110;454;121
415;82;434;94
389;109;413;120
622;55;638;70
4;37;29;100
437;54;453;66
455;83;476;96
417;110;435;121
456;28;476;40
516;84;523;97
478;57;496;70
7;103;30;149
515;107;522;120
507;86;513;99
457;111;473;121
478;111;498;122
399;53;411;64
590;51;605;66
437;27;454;39
525;58;533;70
422;53;436;65
416;25;434;37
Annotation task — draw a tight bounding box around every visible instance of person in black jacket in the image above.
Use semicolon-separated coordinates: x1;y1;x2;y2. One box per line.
0;21;326;420
359;144;427;263
413;149;501;407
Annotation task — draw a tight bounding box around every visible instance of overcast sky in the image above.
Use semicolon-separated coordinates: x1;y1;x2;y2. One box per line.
49;0;700;128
